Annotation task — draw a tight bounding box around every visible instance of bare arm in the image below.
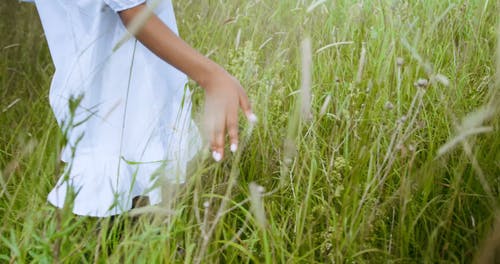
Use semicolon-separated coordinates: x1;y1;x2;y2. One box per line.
119;4;255;161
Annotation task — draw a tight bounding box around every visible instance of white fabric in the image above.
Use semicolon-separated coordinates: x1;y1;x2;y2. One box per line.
103;0;146;12
31;0;201;217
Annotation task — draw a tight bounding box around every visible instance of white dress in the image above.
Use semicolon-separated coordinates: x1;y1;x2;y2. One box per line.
28;0;201;217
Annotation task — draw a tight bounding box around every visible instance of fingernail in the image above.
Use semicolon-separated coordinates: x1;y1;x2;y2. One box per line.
230;143;238;153
248;113;258;123
212;151;222;162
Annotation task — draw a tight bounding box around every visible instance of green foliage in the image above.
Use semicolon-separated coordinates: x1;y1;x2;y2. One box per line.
1;0;500;263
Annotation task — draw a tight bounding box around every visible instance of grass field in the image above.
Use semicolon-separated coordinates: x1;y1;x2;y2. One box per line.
1;0;500;262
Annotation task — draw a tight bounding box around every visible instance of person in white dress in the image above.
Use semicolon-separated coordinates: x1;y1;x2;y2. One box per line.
25;0;255;217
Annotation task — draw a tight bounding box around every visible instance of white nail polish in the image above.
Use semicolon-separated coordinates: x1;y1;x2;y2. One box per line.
230;143;238;153
212;151;222;162
248;113;258;123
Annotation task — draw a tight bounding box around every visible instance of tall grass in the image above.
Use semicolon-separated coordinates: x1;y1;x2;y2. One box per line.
1;0;499;262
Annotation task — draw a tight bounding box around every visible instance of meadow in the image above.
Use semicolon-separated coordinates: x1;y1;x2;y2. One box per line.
1;0;500;262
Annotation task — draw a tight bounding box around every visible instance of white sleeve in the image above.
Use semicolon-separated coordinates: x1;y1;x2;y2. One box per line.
103;0;146;12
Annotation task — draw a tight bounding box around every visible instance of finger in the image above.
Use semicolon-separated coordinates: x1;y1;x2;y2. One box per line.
227;112;239;153
238;90;257;123
204;97;225;162
211;126;225;162
211;113;225;162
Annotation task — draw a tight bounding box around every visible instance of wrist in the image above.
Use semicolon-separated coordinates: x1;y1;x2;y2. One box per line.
194;60;226;89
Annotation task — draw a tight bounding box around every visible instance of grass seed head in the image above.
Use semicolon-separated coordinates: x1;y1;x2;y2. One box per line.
396;57;404;67
408;144;416;152
434;73;450;87
385;101;395;110
415;78;429;89
249;182;267;229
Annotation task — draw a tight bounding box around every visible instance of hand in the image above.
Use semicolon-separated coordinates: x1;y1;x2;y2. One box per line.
118;5;255;161
201;68;256;161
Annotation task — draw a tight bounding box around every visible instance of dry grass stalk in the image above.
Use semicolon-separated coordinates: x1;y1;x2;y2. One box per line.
356;42;367;83
474;213;500;264
316;41;354;54
249;182;267;229
319;94;332;117
306;0;327;13
300;38;313;121
113;0;161;51
194;125;255;263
